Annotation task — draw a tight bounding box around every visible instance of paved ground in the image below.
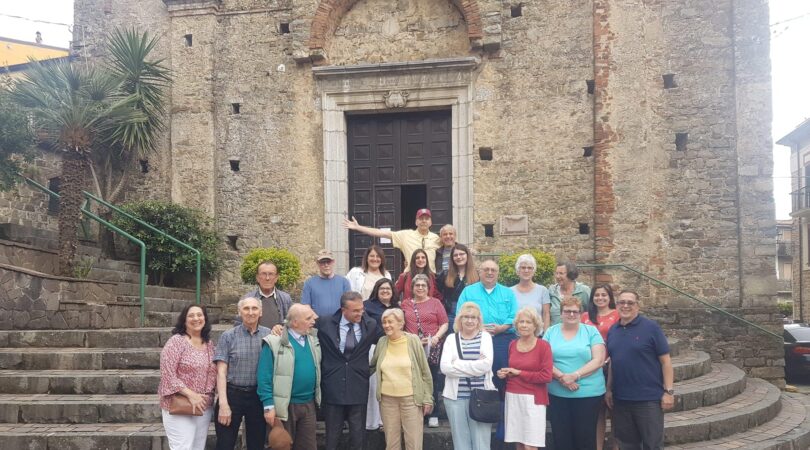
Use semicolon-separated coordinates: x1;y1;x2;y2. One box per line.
786;377;810;394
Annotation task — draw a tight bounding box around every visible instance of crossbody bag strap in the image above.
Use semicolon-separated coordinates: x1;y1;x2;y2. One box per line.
455;333;473;389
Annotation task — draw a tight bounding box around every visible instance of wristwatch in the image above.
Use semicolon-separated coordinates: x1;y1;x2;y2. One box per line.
664;389;675;395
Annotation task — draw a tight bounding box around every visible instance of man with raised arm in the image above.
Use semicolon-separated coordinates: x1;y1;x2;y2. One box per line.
343;208;442;272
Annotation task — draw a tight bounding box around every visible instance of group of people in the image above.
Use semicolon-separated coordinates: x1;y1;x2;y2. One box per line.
158;208;674;450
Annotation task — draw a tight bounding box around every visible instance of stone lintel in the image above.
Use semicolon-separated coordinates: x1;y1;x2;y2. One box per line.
313;57;480;80
163;0;221;14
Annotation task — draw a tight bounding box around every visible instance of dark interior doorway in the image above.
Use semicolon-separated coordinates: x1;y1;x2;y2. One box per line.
346;110;452;278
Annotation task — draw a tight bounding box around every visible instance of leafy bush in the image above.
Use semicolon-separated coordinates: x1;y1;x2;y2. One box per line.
777;301;794;319
497;249;556;287
112;201;222;284
241;248;301;291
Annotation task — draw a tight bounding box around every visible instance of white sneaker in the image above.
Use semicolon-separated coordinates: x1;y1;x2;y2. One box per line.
428;417;439;428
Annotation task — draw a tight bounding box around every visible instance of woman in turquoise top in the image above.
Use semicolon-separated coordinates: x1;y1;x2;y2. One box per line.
542;297;606;450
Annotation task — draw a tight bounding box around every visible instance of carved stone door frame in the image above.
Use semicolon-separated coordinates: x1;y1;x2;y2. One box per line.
314;57;478;273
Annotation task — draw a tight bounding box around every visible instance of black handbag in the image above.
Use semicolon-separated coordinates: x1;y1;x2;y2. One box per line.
455;333;503;423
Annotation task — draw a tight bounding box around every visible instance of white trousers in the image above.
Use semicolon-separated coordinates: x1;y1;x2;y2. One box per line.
162;408;213;450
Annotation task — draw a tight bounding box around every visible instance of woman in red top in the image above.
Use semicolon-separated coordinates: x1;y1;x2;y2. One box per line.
395;249;441;301
581;284;619;450
497;307;553;450
400;273;449;428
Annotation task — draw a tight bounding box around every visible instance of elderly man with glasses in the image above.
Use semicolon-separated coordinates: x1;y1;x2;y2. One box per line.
240;260;292;331
605;290;674;450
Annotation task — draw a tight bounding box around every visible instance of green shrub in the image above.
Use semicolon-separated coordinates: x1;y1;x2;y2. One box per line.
241;248;301;291
777;301;794;319
497;249;556;287
112;201;222;284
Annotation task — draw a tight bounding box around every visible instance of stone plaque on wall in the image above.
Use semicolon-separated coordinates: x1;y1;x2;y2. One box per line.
500;215;528;236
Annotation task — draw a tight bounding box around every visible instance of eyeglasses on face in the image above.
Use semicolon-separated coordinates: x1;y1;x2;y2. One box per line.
562;310;581;315
460;315;478;321
480;267;498;273
616;300;638;306
413;284;429;289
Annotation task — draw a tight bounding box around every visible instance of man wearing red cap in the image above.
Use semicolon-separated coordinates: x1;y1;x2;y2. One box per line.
343;208;442;272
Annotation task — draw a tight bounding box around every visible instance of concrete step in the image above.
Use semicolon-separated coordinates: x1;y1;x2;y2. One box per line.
0;369;158;395
672;350;712;382
672;363;747;412
0;348;161;370
0;325;230;348
664;378;782;445
116;296;222;314
667;392;810;449
0;394;159;424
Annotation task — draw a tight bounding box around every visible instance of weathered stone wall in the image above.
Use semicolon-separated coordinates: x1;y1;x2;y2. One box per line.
0;154;61;233
0;264;140;330
65;0;778;333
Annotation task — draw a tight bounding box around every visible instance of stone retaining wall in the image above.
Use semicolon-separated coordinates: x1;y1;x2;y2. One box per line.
646;306;785;387
0;264;140;330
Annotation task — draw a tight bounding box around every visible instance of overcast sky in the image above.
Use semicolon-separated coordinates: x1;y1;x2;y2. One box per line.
1;1;808;219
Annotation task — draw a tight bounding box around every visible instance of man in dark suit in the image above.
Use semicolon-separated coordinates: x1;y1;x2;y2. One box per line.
317;291;381;450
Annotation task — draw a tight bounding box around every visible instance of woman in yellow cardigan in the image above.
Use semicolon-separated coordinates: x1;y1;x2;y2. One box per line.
371;308;434;450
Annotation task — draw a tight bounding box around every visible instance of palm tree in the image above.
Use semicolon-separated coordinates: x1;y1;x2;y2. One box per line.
10;28;169;276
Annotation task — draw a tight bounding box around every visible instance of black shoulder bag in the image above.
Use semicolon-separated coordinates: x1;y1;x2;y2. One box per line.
455;333;502;423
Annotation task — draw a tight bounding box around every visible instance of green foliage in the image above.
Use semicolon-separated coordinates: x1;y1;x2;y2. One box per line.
241;248;302;291
73;257;95;279
112;201;222;282
497;249;556;287
0;89;35;191
777;301;794;319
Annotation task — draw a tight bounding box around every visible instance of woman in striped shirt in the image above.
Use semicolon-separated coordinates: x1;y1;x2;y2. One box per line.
440;302;496;450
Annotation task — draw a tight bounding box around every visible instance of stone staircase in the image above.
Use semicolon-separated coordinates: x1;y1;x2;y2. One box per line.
0;327;808;449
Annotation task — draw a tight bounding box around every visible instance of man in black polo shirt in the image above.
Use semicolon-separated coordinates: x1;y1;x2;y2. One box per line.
214;297;271;449
606;290;674;450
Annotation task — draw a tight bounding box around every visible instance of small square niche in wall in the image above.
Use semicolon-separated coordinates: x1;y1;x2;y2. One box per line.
231;103;241;114
663;73;677;89
184;34;192;47
279;23;291;34
511;4;523;17
479;147;493;161
483;224;494;238
675;132;688;151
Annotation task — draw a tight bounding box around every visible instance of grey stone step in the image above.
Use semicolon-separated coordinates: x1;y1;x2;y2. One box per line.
0;422;220;450
144;310;223;327
0;394;159;424
0;348;161;370
672;350;712;382
87;267;141;284
115;283;199;302
116;296;223;314
663;378;782;445
667;392;810;449
0;325;230;348
669;338;682;357
672;363;747;412
0;369;159;394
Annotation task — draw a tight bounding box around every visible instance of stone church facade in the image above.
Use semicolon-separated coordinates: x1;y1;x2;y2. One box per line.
65;0;781;378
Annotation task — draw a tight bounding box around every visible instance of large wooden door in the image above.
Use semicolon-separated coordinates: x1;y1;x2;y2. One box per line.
347;110;452;277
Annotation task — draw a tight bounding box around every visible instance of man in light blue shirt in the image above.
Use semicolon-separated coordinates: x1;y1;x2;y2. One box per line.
301;249;351;317
456;259;517;391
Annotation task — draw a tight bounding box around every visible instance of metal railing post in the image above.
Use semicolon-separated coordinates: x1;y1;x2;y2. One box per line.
23;177;148;325
82;192;202;304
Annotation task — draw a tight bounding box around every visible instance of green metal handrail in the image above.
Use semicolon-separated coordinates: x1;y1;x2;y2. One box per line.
24;177;148;326
578;263;782;340
82;192;201;305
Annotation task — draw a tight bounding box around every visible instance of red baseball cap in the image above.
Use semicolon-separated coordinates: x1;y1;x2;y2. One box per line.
415;208;431;219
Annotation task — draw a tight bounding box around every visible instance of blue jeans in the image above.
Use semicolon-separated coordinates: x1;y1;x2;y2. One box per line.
444;396;492;450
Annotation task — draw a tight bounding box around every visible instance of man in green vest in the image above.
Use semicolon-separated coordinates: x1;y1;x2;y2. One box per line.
257;303;321;450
